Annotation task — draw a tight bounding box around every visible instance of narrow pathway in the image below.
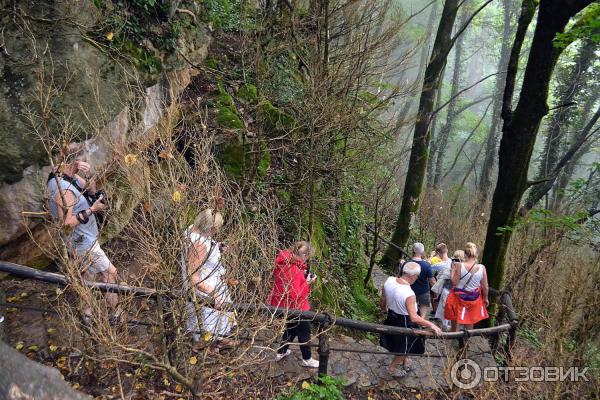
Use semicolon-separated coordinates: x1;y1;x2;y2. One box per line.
265;264;497;391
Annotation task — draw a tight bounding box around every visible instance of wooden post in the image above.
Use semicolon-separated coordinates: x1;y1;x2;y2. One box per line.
506;320;518;362
317;317;331;377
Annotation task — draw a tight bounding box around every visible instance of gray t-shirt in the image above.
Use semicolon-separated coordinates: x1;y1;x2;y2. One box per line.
47;175;99;254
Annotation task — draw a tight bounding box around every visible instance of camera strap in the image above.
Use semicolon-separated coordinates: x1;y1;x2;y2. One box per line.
48;172;93;207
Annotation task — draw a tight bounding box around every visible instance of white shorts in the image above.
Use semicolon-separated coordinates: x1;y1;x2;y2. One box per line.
80;242;111;274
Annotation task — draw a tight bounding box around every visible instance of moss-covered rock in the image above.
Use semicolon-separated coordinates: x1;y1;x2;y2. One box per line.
259;100;296;132
215;82;244;129
237;83;258;103
218;140;271;179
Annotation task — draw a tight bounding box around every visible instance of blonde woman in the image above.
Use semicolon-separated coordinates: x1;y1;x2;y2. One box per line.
268;241;320;368
181;209;235;351
444;242;489;332
431;249;464;330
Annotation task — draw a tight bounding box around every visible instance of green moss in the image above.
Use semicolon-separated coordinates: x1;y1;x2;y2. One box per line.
219;140;270;178
259;100;296;132
205;57;220;70
216;107;244;129
257;142;271;177
219;142;245;177
215;81;243;129
237;83;258;103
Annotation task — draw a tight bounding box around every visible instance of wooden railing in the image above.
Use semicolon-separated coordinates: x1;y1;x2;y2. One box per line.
0;261;518;376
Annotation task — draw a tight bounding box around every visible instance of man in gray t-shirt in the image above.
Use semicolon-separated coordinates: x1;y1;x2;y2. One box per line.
47;143;120;322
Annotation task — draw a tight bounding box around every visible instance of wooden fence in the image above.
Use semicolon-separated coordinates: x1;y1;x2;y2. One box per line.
0;261;518;376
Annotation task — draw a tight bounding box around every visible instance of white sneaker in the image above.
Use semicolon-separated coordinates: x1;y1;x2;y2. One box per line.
301;358;319;368
275;349;291;362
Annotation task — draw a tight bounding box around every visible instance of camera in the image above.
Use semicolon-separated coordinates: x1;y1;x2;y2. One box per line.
94;190;107;204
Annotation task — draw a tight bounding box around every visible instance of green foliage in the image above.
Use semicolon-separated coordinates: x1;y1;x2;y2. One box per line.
518;327;543;350
131;0;160;14
201;0;255;31
554;3;600;48
205;57;220;70
261;52;304;105
161;16;198;52
238;83;258;103
584;343;600;375
276;376;346;400
259;101;296;132
120;40;162;76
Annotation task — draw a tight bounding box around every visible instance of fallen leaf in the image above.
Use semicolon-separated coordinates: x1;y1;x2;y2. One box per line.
143;202;151;212
20;292;28;298
27;345;39;352
49;345;58;352
301;381;310;390
189;356;198;365
203;332;212;342
172;190;182;203
175;384;183;393
124;153;138;166
7;307;17;313
159;150;174;159
15;342;24;350
106;31;114;41
56;356;67;369
47;328;55;334
72;383;80;390
415;394;422;400
163;377;169;385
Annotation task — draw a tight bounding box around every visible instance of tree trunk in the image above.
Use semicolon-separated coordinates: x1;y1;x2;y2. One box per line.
396;0;440;132
525;38;597;209
479;0;514;203
426;67;447;181
482;0;594;290
0;340;90;399
521;104;600;213
382;0;461;268
551;93;600;207
432;11;468;189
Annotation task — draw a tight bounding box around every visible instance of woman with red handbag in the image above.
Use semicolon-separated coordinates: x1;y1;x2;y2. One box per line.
444;242;490;332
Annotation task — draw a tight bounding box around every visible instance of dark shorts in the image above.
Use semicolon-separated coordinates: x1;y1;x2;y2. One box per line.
380;310;425;354
415;292;432;308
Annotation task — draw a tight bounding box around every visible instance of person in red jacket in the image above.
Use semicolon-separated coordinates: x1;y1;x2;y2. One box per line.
268;241;319;368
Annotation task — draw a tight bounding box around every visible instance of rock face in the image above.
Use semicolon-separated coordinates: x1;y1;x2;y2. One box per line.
0;1;210;266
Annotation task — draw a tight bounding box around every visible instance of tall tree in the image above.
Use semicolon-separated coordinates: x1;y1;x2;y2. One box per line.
552;95;600;208
395;0;440;132
432;11;469;189
479;0;515;203
383;0;492;268
482;0;595;290
524;37;598;210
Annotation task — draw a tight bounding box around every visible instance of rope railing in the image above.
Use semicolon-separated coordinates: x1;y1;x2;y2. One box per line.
0;261;519;376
